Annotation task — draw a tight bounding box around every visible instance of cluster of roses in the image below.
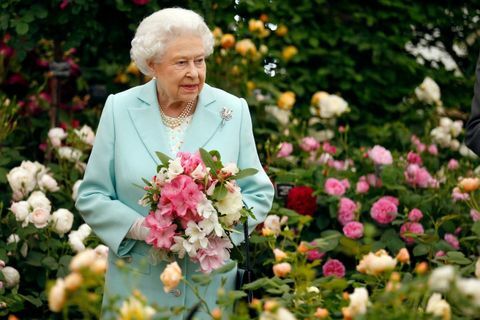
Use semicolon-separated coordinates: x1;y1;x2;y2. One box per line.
140;151;253;273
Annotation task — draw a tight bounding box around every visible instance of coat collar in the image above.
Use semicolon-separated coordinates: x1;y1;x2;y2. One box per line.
127;79;222;164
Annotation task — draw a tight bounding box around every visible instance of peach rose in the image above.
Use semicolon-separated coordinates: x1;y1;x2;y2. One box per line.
160;261;182;293
272;262;292;277
273;248;288;262
459;177;480;192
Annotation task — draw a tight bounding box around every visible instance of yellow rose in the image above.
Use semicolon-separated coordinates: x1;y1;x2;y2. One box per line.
458;177;480;192
220;34;235;49
282;45;298;61
126;61;140;76
277;91;296;110
160;261;182;293
212;27;223;39
248;19;265;33
396;248;410;264
275;25;288;37
235;39;257;57
314;308;329;319
64;272;83;292
311;91;329;106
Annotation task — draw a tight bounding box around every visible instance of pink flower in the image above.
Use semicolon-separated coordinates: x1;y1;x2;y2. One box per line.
447;159;459;170
59;0;69;9
160;175;204;218
470;209;480;222
306;249;325;261
132;0;150;4
300;137;320;152
408;208;423;222
177;152;204;175
428;144;438;155
325;178;347;196
366;173;382;188
400;222;424;245
381;196;399;206
435;250;446;257
342;221;364;239
322;142;337;155
404;164;434;188
322;259;345;278
277;142;293;158
145;222;176;249
406;151;422;165
451;187;469;202
338;197;357;225
328;159;348;171
195;237;232;273
444;233;460;250
370;197;398;224
368;145;393;165
356;179;370;194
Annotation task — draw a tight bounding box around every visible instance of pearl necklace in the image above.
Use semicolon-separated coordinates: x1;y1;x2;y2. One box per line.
159;100;195;128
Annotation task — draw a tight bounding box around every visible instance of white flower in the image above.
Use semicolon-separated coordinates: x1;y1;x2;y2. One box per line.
199;213;223;237
7;234;20;244
74;125;95;146
57;146;83;162
170;236;197;258
77;224;92;238
119;296;155;320
450;120;463;137
6;166;36;200
347;287;370;317
51;209;74;236
48;278;66;312
415;77;441;105
94;244;109;259
428;265;456;292
167;158;184;180
48;127;67;148
21;160;46;178
476;258;480;279
308;129;335;142
260;307;297;320
221;163;239;176
27;190;51;212
196;196;217;219
318;94;349;119
439;117;453;129
10;201;30;222
456;278;480;307
430;127;451;147
449;139;460;151
265;105;291;126
70;248;97;271
29;207;51;228
72;179;83;201
426;293;451;319
185;221;209;248
74;161;87;173
190;163;208;180
68;232;86;252
1;266;20;288
356;250;397;276
216;185;243;225
264;215;282;235
38;174;60;192
307;286;320;293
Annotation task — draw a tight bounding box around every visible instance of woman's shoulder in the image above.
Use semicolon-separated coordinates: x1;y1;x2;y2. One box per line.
203;84;246;111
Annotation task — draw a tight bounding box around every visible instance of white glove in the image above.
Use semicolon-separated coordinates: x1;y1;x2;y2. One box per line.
126;217;150;241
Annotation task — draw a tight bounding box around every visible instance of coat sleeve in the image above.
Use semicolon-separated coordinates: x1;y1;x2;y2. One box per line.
230;98;274;245
75;94;141;257
465;51;480;155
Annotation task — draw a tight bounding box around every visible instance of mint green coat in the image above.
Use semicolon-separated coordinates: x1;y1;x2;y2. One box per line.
75;79;274;319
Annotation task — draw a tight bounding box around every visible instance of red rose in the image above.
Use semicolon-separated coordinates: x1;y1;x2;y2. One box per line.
286;186;317;216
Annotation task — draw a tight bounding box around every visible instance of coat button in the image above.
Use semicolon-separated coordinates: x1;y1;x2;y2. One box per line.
124;256;133;263
171;289;181;297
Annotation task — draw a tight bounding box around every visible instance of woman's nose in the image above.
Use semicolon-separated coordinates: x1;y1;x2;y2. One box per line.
186;61;199;78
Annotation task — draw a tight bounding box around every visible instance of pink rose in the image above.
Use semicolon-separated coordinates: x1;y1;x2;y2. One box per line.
338;197;357;225
368;145;393;165
306;249;325;261
370;197;398;224
381;196;399;206
408;208;423;222
300;137;320;152
435;250;446;257
356;179;370;194
404;164;434;188
447;159;459;170
470;209;480;222
277;142;293;158
342;221;364;239
322;259;345;278
444;233;460;250
428;144;438;155
366;173;382;188
325;178;347;196
451;187;469;202
406;151;422;165
400;222;424;245
322;141;337;155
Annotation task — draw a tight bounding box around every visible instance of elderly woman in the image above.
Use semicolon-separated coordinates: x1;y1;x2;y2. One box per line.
75;7;274;319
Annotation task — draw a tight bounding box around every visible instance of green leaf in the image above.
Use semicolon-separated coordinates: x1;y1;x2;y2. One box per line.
211;260;236;275
445;251;471;265
412;244;430;256
233;168;258;180
471;221;480;236
191;274;212;286
15;22;28;35
17;294;42;307
42;256;59;270
155;151;171;166
212;183;228;201
199;148;220;176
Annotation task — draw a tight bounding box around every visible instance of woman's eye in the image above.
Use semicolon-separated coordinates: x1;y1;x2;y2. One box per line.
195;58;204;64
176;61;187;66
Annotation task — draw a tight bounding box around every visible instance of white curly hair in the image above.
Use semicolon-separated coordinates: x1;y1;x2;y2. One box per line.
130;7;214;77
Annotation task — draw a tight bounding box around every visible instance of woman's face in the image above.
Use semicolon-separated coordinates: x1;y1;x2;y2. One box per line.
150;35;206;105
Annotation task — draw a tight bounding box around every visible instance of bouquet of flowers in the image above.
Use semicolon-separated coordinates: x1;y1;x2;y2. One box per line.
138;149;257;273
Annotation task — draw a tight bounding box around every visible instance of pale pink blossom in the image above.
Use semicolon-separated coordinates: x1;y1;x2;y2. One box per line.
273;262;292;277
325;178;347;196
356;179;370;194
338;197;357;225
368;145;393;165
277;142;293;158
322;141;337;155
322;259;345;277
447;159;459;170
29;207;50;228
404;164;434;188
408;208;423;222
435;250;446;257
370;197;398;224
444;233;460;250
381;196;399;206
366;173;382;188
195;237;233;273
306;249;325;261
176;152;204;175
451;187;469;202
400;222;424;245
428;144;438;155
300;137;320;152
343;221;364;239
160;175;203;219
470;209;480;222
407;151;422;165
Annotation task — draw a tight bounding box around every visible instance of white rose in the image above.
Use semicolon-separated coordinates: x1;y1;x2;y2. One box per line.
455;278;480;307
415;77;441;104
10;201;30;222
119;296;156;320
74;125;95;146
72;179;83;201
20;160;46;179
319;94;349;119
48;127;67;148
77;224;92;239
94;244;109;259
57;147;83;162
356;250;397;276
29;207;51;228
308;129;335;142
7;234;20;244
167;158;184;180
430;127;451;147
38;174;60;192
426;293;451;319
428;265;456;292
70;248;97;271
450;120;463;137
74;161;87;173
6;166;36;200
265;105;291;126
264;215;282;235
476;258;480;279
347;287;370;316
68;232;86;252
439;117;453;129
449;139;460;151
1;266;20;288
216;186;243;224
307;286;320;293
221;163;239;176
51;209;74;236
27;190;51;212
48;278;66;312
196;196;217;219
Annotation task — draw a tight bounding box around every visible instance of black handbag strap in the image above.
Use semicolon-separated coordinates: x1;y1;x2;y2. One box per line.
243;219;253;303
